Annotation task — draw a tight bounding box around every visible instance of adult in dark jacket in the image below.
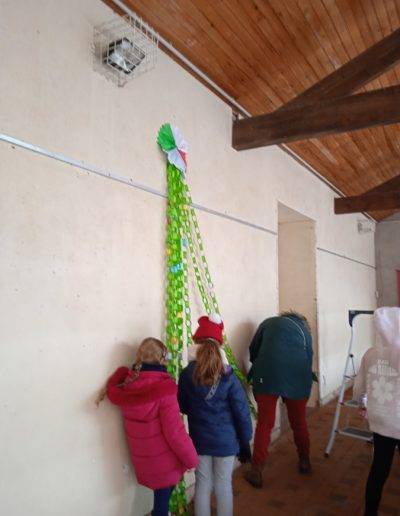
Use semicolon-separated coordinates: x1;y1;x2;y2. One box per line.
178;314;252;516
244;311;313;488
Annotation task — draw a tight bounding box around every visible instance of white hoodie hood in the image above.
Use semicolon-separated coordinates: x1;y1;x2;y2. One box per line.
353;307;400;440
374;306;400;349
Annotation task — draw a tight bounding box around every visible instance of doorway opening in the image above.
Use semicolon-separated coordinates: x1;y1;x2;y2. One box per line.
277;203;319;430
397;270;400;307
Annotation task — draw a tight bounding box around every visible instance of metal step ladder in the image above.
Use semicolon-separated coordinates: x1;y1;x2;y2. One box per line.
325;310;374;457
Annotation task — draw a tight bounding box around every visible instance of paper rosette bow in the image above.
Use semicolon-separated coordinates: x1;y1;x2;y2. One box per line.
157;123;188;174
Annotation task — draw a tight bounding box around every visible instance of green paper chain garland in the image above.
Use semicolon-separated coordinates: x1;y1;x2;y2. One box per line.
158;124;256;515
164;161;190;515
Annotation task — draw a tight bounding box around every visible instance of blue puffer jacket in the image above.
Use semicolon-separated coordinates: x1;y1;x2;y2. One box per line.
178;362;252;457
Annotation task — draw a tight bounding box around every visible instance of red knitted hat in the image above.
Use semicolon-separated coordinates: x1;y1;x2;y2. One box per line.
193;313;224;345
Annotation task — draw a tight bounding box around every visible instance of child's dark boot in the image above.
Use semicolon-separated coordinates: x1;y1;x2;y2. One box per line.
243;463;263;488
298;455;312;474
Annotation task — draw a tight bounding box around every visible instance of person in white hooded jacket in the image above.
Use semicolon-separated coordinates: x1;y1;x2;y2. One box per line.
353;306;400;516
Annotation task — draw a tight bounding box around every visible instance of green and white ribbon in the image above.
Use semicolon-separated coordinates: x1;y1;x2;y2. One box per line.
157;123;255;515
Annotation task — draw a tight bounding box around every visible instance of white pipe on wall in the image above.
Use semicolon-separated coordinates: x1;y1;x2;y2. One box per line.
0;132;376;269
0;132;276;236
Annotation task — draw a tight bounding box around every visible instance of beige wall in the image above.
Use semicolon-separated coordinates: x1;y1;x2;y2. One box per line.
376;213;400;307
317;252;376;402
0;1;376;515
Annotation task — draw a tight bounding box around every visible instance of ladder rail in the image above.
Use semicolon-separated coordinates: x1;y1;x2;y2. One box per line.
325;309;374;457
325;325;355;457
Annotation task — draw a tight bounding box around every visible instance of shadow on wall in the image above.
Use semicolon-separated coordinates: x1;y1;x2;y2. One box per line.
88;341;153;516
229;320;257;374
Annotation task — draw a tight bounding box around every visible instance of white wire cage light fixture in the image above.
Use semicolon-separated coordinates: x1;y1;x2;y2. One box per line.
93;13;159;87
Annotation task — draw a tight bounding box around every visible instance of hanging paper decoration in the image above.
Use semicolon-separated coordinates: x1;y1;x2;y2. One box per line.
158;123;188;175
158;123;256;515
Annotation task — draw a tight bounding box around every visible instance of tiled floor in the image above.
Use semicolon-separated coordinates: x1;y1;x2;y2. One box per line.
232;397;400;515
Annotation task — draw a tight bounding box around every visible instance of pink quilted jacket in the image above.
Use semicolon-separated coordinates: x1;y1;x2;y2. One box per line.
107;366;198;489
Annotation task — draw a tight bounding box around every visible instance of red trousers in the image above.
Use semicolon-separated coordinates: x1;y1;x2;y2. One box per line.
252;394;310;466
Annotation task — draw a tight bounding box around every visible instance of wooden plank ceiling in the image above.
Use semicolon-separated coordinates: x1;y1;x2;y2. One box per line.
119;0;400;220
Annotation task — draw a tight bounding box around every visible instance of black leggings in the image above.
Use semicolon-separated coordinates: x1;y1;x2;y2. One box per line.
152;486;174;516
365;432;400;516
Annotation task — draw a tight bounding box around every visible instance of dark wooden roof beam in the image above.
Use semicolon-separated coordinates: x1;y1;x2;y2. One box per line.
233;28;400;150
366;174;400;195
334;174;400;214
335;191;400;214
279;28;400;110
233;86;400;150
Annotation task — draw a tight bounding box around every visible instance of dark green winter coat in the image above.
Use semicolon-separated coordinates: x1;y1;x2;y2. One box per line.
248;315;313;399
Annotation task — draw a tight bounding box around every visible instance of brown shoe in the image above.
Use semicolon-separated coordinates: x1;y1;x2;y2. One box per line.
243;464;263;488
298;456;312;474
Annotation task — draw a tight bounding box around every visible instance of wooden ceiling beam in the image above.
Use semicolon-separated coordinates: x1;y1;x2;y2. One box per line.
233;28;400;151
334;174;400;216
366;174;400;195
278;27;400;110
233;86;400;150
335;191;400;214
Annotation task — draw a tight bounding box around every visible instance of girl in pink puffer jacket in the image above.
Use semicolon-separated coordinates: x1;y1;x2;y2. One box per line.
98;338;198;516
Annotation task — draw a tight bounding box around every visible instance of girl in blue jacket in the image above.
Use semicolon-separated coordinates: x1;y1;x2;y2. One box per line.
178;314;252;516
